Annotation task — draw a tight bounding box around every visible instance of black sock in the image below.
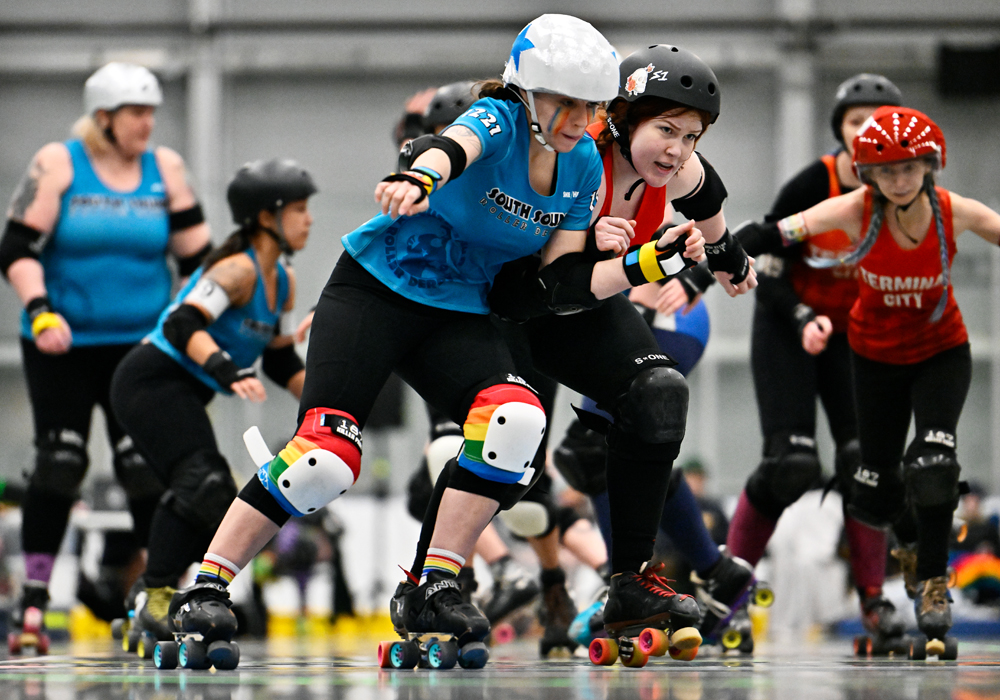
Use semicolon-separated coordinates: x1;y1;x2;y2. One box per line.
914;504;954;581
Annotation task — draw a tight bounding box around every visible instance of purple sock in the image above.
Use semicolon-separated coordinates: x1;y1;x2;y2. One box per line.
726;491;778;567
24;553;56;585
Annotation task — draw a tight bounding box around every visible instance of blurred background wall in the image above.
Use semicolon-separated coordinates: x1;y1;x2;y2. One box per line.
1;0;999;502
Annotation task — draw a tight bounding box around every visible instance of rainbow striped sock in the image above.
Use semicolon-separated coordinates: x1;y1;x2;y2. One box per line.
421;548;466;583
195;553;241;587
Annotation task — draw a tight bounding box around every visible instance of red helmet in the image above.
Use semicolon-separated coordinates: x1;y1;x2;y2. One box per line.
852;106;946;171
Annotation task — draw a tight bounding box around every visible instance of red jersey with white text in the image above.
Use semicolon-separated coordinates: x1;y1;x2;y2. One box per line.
588;122;667;246
849;187;967;365
788;154;859;332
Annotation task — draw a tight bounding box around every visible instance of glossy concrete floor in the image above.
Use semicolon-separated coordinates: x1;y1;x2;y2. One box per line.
1;635;999;700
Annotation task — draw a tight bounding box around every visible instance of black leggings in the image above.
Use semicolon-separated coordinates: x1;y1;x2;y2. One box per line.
110;343;220;586
852;343;972;579
750;304;857;451
20;340;156;555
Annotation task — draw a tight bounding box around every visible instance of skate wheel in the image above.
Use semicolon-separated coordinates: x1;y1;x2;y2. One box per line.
457;641;489;669
179;639;211;670
111;619;127;640
8;632;21;655
208;640;240;670
124;628;141;654
941;637;958;661
738;635;754;655
853;636;872;657
389;640;420;669
721;628;743;650
154;641;178;670
377;641;395;669
589;637;618;666
35;634;49;656
908;635;928;661
925;638;946;658
637;628;669;656
669;645;698;661
492;622;516;645
753;586;774;608
22;607;43;635
619;640;649;668
670;627;702;651
427;640;458;670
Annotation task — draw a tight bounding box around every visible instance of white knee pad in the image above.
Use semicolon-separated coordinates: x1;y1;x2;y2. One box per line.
481;401;546;475
498;501;550;538
426;434;465;483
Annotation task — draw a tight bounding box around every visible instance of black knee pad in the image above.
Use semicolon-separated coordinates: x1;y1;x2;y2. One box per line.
552;418;607;496
406;459;434;521
162;450;238;532
903;430;961;510
614;367;688;444
845;462;906;530
112;436;165;503
29;430;88;501
745;433;822;520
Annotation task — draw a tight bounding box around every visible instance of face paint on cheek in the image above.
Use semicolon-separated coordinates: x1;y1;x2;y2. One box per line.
547;108;571;137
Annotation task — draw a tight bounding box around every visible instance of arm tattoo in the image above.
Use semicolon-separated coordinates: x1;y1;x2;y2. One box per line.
205;256;257;306
441;125;483;162
8;159;44;220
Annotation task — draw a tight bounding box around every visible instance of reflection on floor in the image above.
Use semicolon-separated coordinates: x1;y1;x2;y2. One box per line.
1;635;999;700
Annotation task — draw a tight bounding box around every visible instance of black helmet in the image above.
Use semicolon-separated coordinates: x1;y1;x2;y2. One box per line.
423;81;478;132
227;158;317;227
830;73;902;145
608;45;721;168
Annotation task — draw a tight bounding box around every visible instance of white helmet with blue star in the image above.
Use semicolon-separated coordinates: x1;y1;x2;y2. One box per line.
502;14;619;150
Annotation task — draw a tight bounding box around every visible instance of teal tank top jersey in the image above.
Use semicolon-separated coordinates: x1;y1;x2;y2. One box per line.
147;249;289;394
342;98;603;314
21;139;172;345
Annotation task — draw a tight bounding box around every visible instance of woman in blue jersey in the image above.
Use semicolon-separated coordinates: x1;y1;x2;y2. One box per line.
0;62;211;646
167;16;706;670
109;159;315;651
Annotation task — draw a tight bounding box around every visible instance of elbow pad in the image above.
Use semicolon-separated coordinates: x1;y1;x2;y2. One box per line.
161;304;209;354
261;344;304;388
398;134;467;180
672;153;728;222
0;220;46;277
175;242;212;278
537;252;603;315
168;203;206;233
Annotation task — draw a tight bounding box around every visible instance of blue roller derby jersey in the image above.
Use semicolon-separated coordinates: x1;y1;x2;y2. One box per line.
147;248;288;394
343;97;602;314
21;139;171;345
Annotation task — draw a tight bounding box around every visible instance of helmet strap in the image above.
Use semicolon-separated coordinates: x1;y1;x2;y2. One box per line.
606;111;635;170
523;92;555;152
624;179;645;202
260;205;294;256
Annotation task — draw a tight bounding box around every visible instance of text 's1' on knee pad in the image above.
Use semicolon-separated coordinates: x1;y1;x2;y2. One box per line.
458;384;545;485
249;407;362;517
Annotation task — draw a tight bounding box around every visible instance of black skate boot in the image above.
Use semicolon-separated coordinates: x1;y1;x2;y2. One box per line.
131;586;177;659
455;566;478;605
691;548;757;650
908;575;958;660
8;581;50;655
150;582;240;670
854;588;908;656
113;576;145;651
482;556;540;624
538;568;577;657
380;570;491;670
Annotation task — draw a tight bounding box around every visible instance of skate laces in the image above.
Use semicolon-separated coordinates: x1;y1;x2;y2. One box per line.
145;587;177;621
635;562;691;600
920;576;950;608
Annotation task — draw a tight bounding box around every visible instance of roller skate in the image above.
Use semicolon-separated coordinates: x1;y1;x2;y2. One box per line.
455;566;478;605
129;585;176;660
908;576;958;661
853;588;909;657
692;548;773;654
378;570;491;670
8;582;50;655
482;556;540;624
538;568;577;657
891;544;919;598
589;562;703;668
568;586;608;648
111;576;145;652
150;582;240;670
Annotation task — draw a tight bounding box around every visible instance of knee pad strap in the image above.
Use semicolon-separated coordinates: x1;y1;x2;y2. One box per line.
457;383;545;485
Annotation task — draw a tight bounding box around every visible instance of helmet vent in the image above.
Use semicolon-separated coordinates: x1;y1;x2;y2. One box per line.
670;46;679;52
900;139;909;147
680;75;693;88
875;144;884;152
707;83;717;95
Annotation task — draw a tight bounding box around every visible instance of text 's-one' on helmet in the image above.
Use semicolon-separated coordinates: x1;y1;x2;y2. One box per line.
502;14;619;103
615;44;721;124
830;73;903;145
852;106;946;173
423;81;478;132
227;159;318;226
84;62;163;115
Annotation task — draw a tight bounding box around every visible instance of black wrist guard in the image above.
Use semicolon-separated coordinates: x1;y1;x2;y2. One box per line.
705;229;750;284
793;304;817;340
26;295;53;321
733;220;783;257
380;172;435;205
677;263;715;302
622;234;696;288
203;350;257;390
